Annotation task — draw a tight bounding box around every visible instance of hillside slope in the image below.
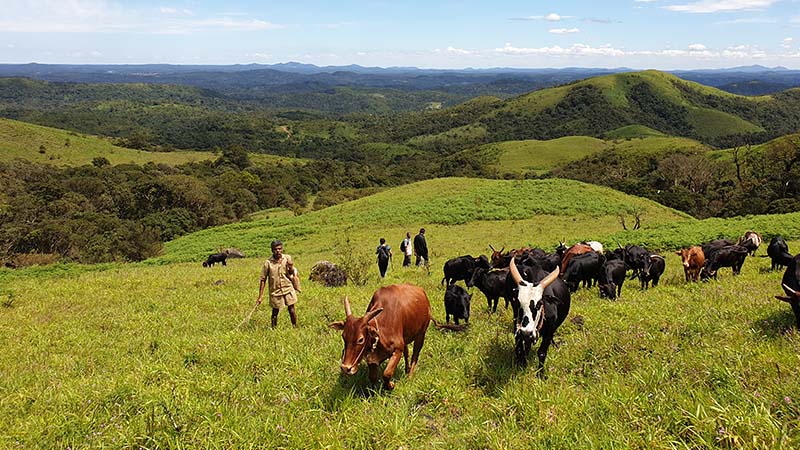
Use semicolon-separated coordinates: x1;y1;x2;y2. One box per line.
398;70;800;149
156;177;690;264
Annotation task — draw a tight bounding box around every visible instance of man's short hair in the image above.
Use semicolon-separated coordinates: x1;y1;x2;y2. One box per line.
419;228;425;234
270;239;283;249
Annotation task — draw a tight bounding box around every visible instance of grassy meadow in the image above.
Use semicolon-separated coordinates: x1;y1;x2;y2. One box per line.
2;178;800;448
462;135;710;177
0;118;301;167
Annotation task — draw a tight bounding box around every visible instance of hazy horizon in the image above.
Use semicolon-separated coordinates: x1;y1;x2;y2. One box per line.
1;0;798;70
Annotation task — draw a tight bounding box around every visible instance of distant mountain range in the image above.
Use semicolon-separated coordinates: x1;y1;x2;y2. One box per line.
2;62;799;97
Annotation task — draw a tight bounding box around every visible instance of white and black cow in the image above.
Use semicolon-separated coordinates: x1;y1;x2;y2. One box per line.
737;231;763;256
508;254;570;375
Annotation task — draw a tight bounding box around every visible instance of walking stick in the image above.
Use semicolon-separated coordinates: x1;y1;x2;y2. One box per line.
238;301;260;329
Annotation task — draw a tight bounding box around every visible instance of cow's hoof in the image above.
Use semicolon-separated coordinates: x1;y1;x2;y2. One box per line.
384;380;395;390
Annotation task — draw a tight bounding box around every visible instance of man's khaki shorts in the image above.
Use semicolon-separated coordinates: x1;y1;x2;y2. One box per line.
269;291;297;309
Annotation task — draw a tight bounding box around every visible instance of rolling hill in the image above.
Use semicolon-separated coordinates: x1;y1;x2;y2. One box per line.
0;118;304;167
397;70;800;149
154;177;691;264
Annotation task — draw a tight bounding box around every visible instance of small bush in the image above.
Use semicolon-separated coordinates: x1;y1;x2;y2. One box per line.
333;231;372;286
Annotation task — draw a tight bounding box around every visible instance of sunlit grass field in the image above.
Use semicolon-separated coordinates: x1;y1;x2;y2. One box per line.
0;118;302;167
1;178;799;448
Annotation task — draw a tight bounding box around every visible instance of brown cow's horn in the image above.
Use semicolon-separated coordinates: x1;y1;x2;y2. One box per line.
509;251;523;285
499;247;505;254
489;244;496;252
365;307;383;323
538;267;560;290
783;283;798;295
343;296;352;317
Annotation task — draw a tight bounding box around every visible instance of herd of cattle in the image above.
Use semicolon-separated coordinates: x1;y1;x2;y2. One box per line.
328;230;800;390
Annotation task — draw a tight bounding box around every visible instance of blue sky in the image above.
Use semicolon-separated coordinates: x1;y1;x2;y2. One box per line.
1;0;798;69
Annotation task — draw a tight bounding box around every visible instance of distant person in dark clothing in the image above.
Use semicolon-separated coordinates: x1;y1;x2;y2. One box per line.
414;228;428;268
376;238;392;278
400;232;412;267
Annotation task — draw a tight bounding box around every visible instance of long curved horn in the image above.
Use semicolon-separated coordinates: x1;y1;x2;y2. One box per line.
499;247;505;254
617;241;623;249
489;244;496;252
538;267;560;290
509;251;523;285
343;296;352;317
783;283;798;295
365;307;383;323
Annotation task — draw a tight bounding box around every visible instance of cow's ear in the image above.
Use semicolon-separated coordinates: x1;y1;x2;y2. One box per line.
775;295;796;303
674;251;681;256
328;321;345;330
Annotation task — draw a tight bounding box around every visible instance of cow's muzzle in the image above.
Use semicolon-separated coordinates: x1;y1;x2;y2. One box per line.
340;363;358;376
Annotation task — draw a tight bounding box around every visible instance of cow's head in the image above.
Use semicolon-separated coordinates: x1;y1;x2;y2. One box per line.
555;241;568;256
510;253;559;342
328;296;383;376
599;282;616;299
675;248;691;268
489;244;506;268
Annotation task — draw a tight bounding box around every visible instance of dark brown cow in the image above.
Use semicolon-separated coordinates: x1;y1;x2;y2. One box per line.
329;284;431;390
560;243;594;273
675;246;705;282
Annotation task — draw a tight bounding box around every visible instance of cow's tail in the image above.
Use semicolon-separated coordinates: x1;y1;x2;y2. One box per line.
431;318;467;332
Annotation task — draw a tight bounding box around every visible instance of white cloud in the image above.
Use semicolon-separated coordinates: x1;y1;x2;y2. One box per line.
634;0;659;2
6;44;15;48
782;37;794;49
714;17;778;24
664;0;776;13
549;28;581;34
493;42;780;62
688;43;707;50
510;13;573;21
446;46;474;55
159;7;193;16
0;0;284;33
495;43;626;57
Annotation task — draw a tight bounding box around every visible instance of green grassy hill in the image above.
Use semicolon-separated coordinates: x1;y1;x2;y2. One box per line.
0;118;303;167
2;177;800;448
155;177;691;264
456;134;711;177
400;70;800;149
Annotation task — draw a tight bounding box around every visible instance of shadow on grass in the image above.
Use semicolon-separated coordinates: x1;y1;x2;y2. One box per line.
753;307;798;338
471;331;517;398
321;363;402;411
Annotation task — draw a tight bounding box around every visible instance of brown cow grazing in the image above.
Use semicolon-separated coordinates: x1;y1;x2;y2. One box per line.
329;285;431;390
675;246;705;282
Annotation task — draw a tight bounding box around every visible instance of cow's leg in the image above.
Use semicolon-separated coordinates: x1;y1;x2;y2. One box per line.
536;334;554;378
368;363;380;384
382;349;403;390
652;275;660;287
446;312;450;324
514;334;529;367
491;296;498;313
487;296;492;311
454;317;460;325
403;345;410;374
408;330;427;377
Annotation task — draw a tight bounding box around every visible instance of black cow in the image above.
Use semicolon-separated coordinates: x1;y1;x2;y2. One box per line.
700;245;749;280
468;266;509;313
701;239;735;261
563;251;605;292
767;236;793;271
598;259;626;299
444;284;471;325
442;254;490;286
638;253;665;290
775;254;800;328
203;252;227;267
617;244;650;278
508;254;571;374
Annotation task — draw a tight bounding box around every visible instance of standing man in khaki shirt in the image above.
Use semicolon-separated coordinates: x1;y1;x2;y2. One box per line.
257;240;299;328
